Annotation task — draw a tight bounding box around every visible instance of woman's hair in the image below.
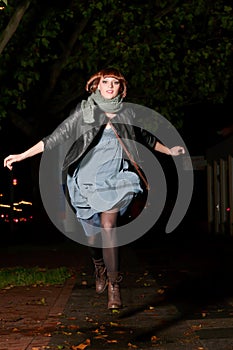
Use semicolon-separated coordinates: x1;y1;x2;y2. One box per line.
85;67;127;97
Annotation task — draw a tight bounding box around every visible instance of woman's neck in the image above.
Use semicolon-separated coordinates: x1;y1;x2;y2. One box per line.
105;112;116;129
105;112;116;119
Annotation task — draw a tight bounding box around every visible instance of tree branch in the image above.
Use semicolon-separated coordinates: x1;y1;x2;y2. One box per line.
9;111;33;138
0;0;31;55
41;16;90;105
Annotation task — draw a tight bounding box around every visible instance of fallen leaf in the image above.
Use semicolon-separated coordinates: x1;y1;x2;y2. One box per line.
92;328;100;333
157;288;165;294
94;335;108;339
128;342;138;348
4;285;14;290
114;330;127;334
107;339;118;343
184;330;193;337
62;331;72;336
151;335;159;342
191;324;202;330
85;317;93;322
144;283;151;287
37;297;46;305
111;309;120;314
71;338;91;349
68;324;80;330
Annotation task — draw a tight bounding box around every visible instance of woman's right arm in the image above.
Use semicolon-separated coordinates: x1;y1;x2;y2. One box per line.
4;140;44;170
4;104;82;170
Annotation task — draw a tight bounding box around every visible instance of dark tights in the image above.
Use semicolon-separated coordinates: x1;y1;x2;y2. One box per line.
88;210;119;273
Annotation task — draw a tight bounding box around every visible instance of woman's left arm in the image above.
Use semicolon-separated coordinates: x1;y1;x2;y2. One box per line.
154;141;185;156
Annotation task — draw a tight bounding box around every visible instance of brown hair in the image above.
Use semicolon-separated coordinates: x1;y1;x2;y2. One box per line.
85;67;127;98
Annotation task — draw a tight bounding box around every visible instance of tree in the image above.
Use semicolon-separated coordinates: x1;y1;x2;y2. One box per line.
0;0;31;55
0;0;232;139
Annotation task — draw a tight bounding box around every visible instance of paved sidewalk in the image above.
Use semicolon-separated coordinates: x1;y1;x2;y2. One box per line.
0;277;75;350
0;231;233;349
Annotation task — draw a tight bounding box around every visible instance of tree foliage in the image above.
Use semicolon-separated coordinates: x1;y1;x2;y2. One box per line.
0;0;232;138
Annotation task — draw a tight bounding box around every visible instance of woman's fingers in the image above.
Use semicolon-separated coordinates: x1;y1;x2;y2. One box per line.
170;146;185;156
4;155;14;170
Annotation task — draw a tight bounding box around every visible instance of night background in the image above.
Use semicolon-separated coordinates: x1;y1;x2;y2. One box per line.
1;2;233;349
0;0;233;244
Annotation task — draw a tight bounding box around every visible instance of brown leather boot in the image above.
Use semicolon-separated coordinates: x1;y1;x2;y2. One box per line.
107;272;123;309
92;258;108;294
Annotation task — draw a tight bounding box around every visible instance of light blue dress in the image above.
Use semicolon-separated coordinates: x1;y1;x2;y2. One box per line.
67;127;142;236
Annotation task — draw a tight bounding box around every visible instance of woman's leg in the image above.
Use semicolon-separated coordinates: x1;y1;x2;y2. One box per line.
88;244;107;294
100;209;119;272
88;246;103;260
100;209;122;309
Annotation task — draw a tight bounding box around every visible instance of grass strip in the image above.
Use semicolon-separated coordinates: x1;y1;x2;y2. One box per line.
0;266;72;289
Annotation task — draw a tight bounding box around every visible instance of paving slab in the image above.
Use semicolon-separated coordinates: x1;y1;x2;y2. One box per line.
0;277;75;350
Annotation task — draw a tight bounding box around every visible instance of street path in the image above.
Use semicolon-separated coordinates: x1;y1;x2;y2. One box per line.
0;231;233;349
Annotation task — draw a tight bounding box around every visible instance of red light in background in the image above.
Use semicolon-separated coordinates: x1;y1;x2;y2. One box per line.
226;207;231;212
12;178;18;186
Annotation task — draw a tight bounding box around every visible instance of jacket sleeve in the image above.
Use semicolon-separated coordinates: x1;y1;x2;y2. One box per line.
127;104;158;149
42;105;82;151
139;128;158;149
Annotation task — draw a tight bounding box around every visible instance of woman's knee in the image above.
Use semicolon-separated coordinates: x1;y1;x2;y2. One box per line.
101;220;115;231
100;211;118;230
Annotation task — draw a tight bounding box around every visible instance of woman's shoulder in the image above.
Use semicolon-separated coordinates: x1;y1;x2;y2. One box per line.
71;102;82;117
120;103;136;119
121;102;152;118
64;102;84;126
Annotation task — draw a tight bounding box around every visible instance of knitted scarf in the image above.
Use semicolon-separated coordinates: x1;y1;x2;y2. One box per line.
81;89;123;123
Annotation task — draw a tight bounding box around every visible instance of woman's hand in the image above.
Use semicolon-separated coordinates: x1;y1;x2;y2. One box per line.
155;142;185;156
169;146;185;156
4;141;44;170
4;154;24;170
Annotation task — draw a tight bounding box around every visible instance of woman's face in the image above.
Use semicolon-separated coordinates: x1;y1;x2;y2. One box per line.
97;76;120;99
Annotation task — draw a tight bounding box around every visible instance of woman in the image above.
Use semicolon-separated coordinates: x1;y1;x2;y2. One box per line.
4;67;185;309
